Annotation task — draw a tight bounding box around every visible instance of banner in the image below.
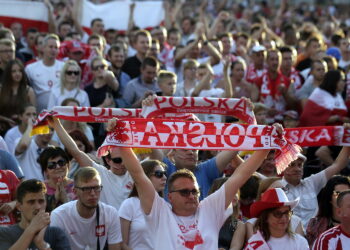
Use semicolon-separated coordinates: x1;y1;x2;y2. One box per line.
141;96;256;124
97;118;301;173
0;1;49;32
0;0;164;32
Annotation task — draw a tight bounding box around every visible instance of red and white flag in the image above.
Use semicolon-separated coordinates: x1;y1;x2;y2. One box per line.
0;0;164;32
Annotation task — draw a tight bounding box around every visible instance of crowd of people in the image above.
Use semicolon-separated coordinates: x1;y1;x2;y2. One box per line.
0;0;350;249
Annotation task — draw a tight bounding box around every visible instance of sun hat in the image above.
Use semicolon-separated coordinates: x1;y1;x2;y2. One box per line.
250;188;299;218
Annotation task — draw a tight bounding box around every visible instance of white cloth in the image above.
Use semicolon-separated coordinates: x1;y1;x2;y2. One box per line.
281;171;327;229
119;197;154;249
267;234;309;250
247;214;302;233
4;126;21;155
15;137;44;180
145;185;227;250
51;200;122;250
25;60;64;112
92;162;133;210
47;86;91;109
312;225;350;250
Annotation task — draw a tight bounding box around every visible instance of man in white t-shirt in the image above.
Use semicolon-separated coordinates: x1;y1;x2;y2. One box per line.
51;167;122;250
281;147;350;228
313;190;350;250
114;120;277;250
50;118;133;210
25;34;64;112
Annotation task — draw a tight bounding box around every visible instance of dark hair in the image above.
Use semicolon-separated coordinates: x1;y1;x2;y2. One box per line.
134;30;151;44
69;130;93;153
331;34;343;47
16;179;47;203
129;160;166;197
181;16;195;26
26;27;38;35
141;56;159;69
311;59;326;71
168;28;180;36
337;189;350;207
61;98;80;106
254;207;293;241
318;175;350;217
319;70;344;96
18;103;36;116
240;174;260;200
37;146;70;174
0;59;30;116
91;18;103;27
107;44;123;57
306;37;321;48
58;21;72;32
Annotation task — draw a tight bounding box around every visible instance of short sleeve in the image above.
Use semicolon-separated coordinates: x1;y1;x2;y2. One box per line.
106;207;122;244
119;198;135;221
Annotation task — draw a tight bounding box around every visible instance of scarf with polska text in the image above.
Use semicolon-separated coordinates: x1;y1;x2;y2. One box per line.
244;231;271;250
97;118;301;173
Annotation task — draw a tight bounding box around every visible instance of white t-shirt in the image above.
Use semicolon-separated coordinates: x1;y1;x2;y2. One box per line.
15;137;44;181
119;197;154;249
197;88;224;122
267;234;309;250
92;162;133;210
51;200;122;250
281;171;327;229
4;126;22;155
145;185;227;250
47;86;91;110
25;59;64;112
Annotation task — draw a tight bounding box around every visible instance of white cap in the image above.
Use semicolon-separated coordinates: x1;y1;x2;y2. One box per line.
252;45;266;53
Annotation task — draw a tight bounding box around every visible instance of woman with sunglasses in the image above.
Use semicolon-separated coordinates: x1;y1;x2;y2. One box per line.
246;177;305;241
47;60;90;110
119;160;167;250
306;175;350;247
246;188;308;250
38;146;76;212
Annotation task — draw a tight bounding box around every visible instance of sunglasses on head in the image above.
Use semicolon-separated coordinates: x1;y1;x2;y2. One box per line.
170;188;200;197
66;70;79;76
151;170;167;179
47;159;67;170
271;209;293;219
111;157;122;164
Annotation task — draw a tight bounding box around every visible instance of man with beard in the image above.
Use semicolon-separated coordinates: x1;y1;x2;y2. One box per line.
51;167;122;250
49;117;133;210
281;146;350;228
0;179;70;249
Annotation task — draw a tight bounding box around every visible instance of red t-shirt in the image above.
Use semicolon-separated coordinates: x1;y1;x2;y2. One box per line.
0;170;20;225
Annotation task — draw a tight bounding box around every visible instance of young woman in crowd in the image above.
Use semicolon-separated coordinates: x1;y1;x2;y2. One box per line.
0;59;35;135
38;146;76;212
47;60;90;110
175;59;199;97
306;175;350;246
119;160;167;250
246;177;305;240
246;188;309;249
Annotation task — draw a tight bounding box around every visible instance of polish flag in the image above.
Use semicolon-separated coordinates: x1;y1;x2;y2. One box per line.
299;87;348;126
0;0;164;33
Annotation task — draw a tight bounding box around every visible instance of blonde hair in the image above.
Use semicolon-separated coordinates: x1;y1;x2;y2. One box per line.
158;70;177;85
60;60;81;94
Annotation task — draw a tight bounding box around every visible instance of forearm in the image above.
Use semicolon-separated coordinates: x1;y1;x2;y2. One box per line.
223;68;233;98
205;42;222;65
9;228;36;250
15;127;32;155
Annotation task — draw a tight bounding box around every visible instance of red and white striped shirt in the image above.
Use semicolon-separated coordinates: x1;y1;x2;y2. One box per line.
313;225;350;250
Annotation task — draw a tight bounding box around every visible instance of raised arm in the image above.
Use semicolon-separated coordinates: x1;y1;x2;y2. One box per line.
48;117;92;167
324;145;350;180
222;57;233;98
223;124;284;208
15;119;33;156
108;119;155;214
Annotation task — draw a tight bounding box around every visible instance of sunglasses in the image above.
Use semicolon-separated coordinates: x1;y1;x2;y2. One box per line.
66;70;80;76
111;157;122;164
47;159;67;170
75;185;103;193
93;65;106;71
151;170;167;179
333;190;342;197
271;209;293;219
170;188;200;197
